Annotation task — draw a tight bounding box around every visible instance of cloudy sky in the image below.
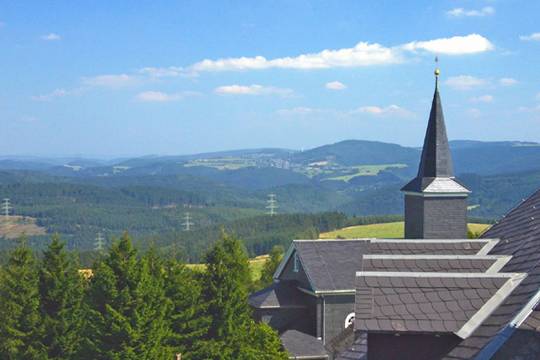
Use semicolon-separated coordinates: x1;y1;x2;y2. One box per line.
1;0;540;156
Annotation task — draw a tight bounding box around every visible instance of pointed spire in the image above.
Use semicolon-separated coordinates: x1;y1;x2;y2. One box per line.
401;62;469;193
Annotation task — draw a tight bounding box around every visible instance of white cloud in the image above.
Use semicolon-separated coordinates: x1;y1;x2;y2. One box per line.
470;95;494;103
467;108;482;118
276;107;320;116
194;42;402;72
353;104;413;117
31;88;70;101
520;33;540;41
214;84;293;96
134;34;493;77
135;91;199;102
325;81;347;90
499;78;518;86
41;33;61;41
139;66;185;78
445;75;487;90
447;6;495;17
82;74;136;88
402;34;494;55
277;104;413;118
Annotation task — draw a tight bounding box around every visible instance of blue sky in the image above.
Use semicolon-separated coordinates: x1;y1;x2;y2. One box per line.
1;0;540;157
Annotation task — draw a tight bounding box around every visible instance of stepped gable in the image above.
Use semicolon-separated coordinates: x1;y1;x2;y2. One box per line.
441;189;540;359
362;254;509;273
354;272;525;337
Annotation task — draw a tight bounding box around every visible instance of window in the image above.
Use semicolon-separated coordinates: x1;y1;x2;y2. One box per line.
293;252;299;273
345;312;355;328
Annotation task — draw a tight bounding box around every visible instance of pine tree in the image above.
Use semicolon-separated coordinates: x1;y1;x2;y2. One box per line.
198;231;288;359
0;240;46;359
165;262;209;360
258;245;284;288
39;234;84;359
82;232;171;360
203;231;252;341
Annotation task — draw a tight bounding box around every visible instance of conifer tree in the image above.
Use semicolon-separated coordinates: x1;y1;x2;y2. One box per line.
0;240;46;359
165;262;209;359
82;232;171;360
258;245;284;288
198;231;288;359
203;231;252;341
39;234;84;359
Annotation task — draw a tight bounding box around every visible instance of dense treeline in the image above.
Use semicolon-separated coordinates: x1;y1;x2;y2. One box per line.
0;233;287;359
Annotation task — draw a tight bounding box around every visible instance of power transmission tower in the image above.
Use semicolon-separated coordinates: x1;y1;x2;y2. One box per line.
94;232;105;253
266;193;278;216
183;212;194;231
2;198;12;221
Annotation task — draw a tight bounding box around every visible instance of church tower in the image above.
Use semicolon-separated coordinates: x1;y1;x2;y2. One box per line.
401;65;470;239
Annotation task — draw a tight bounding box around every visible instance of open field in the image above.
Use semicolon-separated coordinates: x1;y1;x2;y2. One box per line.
0;215;47;239
325;164;407;182
319;221;491;239
187;254;269;281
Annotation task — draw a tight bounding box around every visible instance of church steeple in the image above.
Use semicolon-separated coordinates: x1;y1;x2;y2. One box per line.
401;62;470;239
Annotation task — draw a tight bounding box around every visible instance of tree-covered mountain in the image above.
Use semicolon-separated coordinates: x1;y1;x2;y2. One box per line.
1;139;540;257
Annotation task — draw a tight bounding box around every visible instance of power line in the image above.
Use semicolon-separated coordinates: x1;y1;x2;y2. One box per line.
266;193;278;216
94;232;105;253
183;212;194;231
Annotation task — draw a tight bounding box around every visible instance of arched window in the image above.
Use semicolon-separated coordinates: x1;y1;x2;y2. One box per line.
344;312;355;328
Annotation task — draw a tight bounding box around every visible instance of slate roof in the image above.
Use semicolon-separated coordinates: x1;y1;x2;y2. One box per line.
354;272;525;338
368;239;494;255
248;281;308;309
292;240;369;292
441;188;540;359
362;255;508;273
401;80;469;194
279;239;497;292
280;330;329;359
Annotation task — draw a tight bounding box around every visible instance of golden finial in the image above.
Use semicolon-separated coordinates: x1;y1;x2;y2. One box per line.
434;56;440;89
434;56;440;77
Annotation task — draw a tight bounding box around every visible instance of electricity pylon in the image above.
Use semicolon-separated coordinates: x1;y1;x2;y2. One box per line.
183;212;194;231
266;193;278;216
94;232;105;253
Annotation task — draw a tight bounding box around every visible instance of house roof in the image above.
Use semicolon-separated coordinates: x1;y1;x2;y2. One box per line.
362;255;510;273
248;281;308;309
274;239;499;293
441;188;540;359
280;330;329;359
354;272;526;339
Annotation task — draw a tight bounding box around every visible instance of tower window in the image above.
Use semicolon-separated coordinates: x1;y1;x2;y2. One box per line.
293;253;300;273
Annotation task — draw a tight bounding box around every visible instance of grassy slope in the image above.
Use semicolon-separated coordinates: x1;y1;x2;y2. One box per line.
186;254;269;281
319;222;491;239
0;216;47;239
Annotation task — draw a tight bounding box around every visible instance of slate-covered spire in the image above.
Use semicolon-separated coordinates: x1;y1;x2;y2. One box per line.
417;78;454;178
401;66;469;194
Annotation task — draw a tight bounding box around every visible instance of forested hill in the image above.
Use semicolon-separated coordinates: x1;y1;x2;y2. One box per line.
1;139;540;257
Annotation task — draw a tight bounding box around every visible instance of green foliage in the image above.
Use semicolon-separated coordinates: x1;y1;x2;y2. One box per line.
82;233;171;359
203;231;252;341
0;240;46;359
258;245;284;289
165;263;209;359
39;234;84;359
196;231;288;359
